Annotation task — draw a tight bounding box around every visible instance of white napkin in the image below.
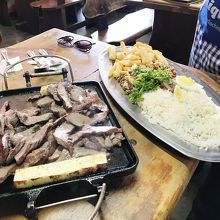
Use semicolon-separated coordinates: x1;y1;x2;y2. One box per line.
1;56;23;73
28;57;68;71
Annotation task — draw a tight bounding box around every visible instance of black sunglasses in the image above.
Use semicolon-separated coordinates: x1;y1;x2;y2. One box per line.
57;36;95;52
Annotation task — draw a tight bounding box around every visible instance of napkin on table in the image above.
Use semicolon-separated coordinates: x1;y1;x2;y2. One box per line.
0;56;23;74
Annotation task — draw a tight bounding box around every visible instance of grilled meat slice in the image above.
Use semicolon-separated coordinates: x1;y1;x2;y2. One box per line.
0;101;9;113
5;109;18;130
48;84;60;102
71;100;92;112
10;125;40;145
65;112;92;127
72;145;102;158
53;122;75;150
0;114;5;135
23;141;51;167
17;107;40;119
88;92;108;112
67;85;87;102
90;111;108;125
0;163;17;184
48;147;63;162
17;112;53;126
37;96;54;107
14;122;53;165
28;94;41;101
68;125;122;146
56;148;71;162
65;111;108;128
51;102;67;117
57;83;72;110
6;139;25;164
0;134;10;165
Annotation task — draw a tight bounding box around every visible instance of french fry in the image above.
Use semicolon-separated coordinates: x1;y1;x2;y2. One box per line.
124;54;140;61
120;41;128;53
116;52;126;60
108;45;117;60
153;50;168;65
113;61;123;78
140;51;155;64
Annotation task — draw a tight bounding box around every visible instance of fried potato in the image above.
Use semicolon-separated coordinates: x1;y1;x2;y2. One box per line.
140;51;155;64
108;45;117;60
153;50;168;65
108;41;169;79
120;41;128;53
116;52;126;60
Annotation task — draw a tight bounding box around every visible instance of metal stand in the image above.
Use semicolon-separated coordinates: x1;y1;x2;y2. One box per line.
3;55;74;90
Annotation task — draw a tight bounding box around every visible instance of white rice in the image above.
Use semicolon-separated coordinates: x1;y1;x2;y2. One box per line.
138;88;220;150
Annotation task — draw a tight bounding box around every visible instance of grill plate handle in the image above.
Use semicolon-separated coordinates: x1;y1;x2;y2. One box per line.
25;182;106;220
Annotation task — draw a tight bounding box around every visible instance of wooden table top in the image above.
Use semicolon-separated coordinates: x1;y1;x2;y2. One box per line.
125;0;203;15
30;0;83;10
0;28;220;220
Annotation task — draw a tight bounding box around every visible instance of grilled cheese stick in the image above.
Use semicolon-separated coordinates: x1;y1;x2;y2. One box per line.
14;153;107;188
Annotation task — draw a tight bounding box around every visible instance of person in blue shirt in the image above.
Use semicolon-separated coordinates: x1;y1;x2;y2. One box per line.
189;0;220;75
187;1;220;219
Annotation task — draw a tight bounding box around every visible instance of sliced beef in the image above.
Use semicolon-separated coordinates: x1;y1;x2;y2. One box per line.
6;139;25;164
10;125;40;145
28;94;41;101
17;107;40;119
23;141;51;167
48;84;60;102
68;85;87;102
71;100;92;112
68;125;122;146
56;148;71;162
51;102;67;117
72;145;102;158
87;92;108;112
57;83;72;110
53;122;75;150
110;132;124;146
14;122;53;165
17;112;53;126
0;101;9;113
48;147;63;162
0;114;5;135
65;112;92;127
0;163;17;184
90;111;108;125
83;133;123;151
47;130;57;157
37;96;54;107
0;134;10;164
4;109;18;130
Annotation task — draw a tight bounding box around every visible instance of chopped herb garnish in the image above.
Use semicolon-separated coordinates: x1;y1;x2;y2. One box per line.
129;68;173;103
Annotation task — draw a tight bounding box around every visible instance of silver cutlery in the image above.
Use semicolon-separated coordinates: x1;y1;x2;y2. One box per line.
38;49;62;67
0;49;10;66
27;50;42;67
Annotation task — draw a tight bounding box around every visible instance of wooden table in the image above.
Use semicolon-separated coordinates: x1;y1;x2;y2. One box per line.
30;0;83;32
0;28;220;220
125;0;203;65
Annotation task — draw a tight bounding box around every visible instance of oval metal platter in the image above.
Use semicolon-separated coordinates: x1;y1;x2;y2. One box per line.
98;48;220;162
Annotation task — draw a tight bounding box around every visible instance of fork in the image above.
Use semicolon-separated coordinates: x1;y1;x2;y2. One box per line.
0;49;10;66
38;49;62;67
27;50;41;66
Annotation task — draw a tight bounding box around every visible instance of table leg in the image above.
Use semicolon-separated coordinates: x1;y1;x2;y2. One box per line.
149;10;198;65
